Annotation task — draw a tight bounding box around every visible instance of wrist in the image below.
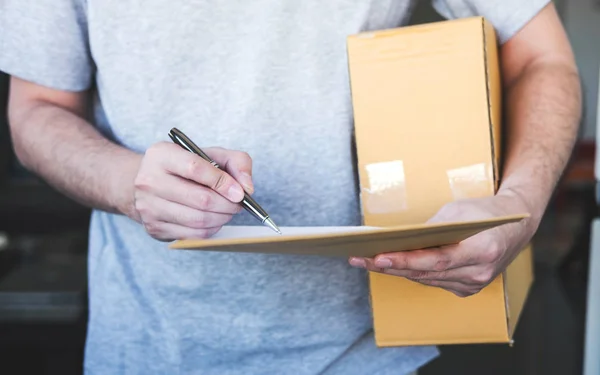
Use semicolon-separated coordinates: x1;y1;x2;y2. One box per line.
108;151;143;222
496;185;545;230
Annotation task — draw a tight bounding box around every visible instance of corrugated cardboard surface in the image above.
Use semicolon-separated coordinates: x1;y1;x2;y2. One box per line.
370;273;509;345
349;18;496;228
348;17;533;345
483;16;503;189
506;244;534;337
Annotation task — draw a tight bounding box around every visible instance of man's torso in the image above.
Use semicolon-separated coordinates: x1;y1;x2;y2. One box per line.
85;1;437;374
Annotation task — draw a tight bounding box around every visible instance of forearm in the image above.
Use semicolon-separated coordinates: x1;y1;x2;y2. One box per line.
9;101;142;218
498;61;581;226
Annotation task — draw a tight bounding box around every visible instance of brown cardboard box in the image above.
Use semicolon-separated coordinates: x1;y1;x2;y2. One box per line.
347;16;533;346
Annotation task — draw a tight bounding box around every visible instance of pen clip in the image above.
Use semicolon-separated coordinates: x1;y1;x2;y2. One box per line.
169;128;220;168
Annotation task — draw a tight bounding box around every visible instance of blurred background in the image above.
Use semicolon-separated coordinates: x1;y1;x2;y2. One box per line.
0;0;598;374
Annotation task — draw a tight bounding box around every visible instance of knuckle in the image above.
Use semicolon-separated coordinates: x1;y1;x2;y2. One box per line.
392;255;410;270
186;159;203;178
180;187;195;205
134;199;152;219
433;257;452;272
217;213;233;226
468;274;486;286
144;221;162;237
408;271;430;280
191;212;208;228
134;173;153;191
236;150;252;163
480;245;502;264
194;229;212;239
469;268;495;286
450;285;479;297
196;193;212;211
213;172;231;191
453;290;472;298
463;286;483;297
363;260;378;272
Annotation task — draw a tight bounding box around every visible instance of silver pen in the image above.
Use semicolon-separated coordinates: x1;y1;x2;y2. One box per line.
168;127;281;234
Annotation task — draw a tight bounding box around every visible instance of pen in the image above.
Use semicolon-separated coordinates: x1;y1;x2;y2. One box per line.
168;127;282;235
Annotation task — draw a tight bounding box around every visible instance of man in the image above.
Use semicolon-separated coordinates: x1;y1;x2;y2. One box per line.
0;0;580;374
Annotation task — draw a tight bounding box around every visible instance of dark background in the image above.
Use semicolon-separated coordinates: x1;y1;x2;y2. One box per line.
0;71;91;374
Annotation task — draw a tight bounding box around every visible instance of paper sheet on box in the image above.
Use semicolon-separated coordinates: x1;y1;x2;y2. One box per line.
210;225;378;240
170;214;528;258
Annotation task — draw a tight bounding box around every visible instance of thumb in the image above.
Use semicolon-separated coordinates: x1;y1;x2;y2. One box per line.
426;201;463;224
205;148;254;194
427;198;496;224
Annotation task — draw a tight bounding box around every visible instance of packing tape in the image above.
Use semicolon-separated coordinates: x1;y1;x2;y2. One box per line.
446;162;494;200
362;160;408;214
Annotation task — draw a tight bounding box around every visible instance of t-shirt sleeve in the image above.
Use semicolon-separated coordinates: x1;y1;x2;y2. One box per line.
0;0;94;91
430;0;551;44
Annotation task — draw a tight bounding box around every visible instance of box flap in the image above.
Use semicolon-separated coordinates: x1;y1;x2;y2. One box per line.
505;244;535;338
482;18;503;189
170;215;526;256
371;272;510;346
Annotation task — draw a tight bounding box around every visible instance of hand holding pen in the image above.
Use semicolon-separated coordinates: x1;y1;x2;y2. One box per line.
169;128;280;234
130;129;279;241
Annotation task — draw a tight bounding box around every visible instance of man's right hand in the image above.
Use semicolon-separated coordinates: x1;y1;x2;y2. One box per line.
7;78;253;240
131;142;254;241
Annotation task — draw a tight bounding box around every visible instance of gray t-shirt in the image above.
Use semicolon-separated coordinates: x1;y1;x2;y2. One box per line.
0;1;549;374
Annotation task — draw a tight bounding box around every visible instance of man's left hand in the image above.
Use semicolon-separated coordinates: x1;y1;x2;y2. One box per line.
349;191;536;297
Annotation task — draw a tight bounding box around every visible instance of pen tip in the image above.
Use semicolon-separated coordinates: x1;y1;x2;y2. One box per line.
264;217;282;235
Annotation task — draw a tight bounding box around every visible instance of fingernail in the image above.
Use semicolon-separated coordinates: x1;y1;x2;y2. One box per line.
349;257;367;268
228;184;244;201
374;258;392;268
240;172;254;194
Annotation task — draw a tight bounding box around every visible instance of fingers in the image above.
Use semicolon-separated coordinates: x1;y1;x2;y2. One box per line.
370;245;478;272
350;256;495;297
205;147;254;194
349;241;501;298
136;142;256;242
347;197;521;297
137;197;235;229
380;265;496;287
143;221;222;241
153;143;246;203
367;236;502;273
136;173;242;214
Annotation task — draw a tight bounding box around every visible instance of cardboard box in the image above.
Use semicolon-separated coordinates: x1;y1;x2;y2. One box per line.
347;16;533;346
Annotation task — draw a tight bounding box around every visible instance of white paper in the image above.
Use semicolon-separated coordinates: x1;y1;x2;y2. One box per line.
211;225;379;240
